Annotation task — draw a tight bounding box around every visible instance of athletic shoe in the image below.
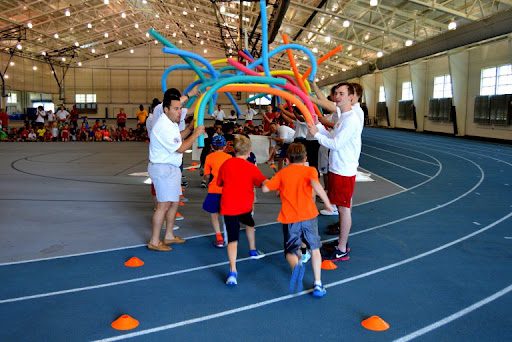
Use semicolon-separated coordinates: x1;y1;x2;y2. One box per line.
225;271;237;286
249;249;265;259
175;212;184;221
180;196;189;202
161;223;180;230
324;240;350;253
320;205;338;216
214;238;225;248
181;180;189;187
289;263;301;293
200;181;207;188
324;246;350;261
312;284;327;298
301;250;311;264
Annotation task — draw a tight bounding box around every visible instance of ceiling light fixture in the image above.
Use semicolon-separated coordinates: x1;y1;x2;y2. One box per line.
16;43;22;50
54;33;59;38
118;40;123;45
4;74;8;79
220;5;226;13
377;51;383;57
62;57;66;62
65;9;71;16
130;49;134;53
134;23;139;28
103;0;109;4
105;54;109;59
370;0;378;6
9;61;14;66
27;22;33;29
91;48;96;53
104;32;109;38
405;39;413;46
448;20;457;30
145;32;150;38
204;49;207;53
343;20;350;28
87;23;92;29
357;61;363;66
41;51;46;56
32;66;37;71
74;41;80;47
78;62;82;66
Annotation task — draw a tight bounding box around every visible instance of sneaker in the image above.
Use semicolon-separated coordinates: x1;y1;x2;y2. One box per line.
181;180;189;187
180;196;189;203
301;250;311;264
325;240;350;253
175;212;184;221
249;249;265;259
161;223;180;230
225;271;237;286
312;284;327;298
320;205;338;216
325;246;350;261
200;181;207;188
214;238;225;248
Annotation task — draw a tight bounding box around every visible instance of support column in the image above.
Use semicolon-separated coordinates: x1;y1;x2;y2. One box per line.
383;68;397;128
448;50;469;136
410;61;428;132
360;74;376;123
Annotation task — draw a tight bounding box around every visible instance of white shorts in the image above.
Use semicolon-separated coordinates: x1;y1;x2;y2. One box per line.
148;163;182;202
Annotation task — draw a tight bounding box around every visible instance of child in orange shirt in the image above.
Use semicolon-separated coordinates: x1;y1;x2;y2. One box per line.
202;135;232;247
262;143;333;297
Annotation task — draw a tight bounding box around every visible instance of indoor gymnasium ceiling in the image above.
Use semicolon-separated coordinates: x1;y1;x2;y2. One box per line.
0;0;511;80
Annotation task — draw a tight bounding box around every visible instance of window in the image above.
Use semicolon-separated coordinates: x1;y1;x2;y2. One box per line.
401;81;413;101
433;75;452;99
378;86;386;102
481;64;512;95
248;94;271;106
7;93;17;103
75;93;96;103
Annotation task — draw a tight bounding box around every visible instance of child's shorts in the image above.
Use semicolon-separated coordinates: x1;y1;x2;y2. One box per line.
282;218;321;255
202;193;221;213
224;212;255;243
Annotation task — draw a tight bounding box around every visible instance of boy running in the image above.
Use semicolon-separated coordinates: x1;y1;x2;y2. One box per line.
262;143;332;297
217;135;267;286
202;135;232;247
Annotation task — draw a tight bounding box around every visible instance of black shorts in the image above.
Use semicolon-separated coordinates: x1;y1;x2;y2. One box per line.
224;212;255;243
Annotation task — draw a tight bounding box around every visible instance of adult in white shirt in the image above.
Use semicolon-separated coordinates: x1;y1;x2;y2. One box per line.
147;94;205;251
308;83;362;260
269;122;295;170
244;104;256;125
46;110;56;124
56;105;70;123
212;104;225;125
34;106;46;128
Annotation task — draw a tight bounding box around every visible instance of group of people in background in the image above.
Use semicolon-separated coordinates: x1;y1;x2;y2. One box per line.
145;81;364;299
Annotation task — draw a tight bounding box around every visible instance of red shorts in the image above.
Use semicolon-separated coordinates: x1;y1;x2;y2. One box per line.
327;172;355;208
150;183;156;196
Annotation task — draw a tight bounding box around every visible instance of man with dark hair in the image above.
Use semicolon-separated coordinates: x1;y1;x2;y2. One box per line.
308;82;362;261
147;94;205;251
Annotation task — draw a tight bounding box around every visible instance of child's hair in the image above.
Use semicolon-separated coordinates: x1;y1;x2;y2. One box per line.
234;134;251;156
287;143;307;163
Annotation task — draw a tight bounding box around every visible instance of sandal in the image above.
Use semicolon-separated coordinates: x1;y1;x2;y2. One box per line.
147;241;172;252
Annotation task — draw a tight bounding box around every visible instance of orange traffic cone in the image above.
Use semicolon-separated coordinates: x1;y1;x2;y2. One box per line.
124;257;144;268
321;260;338;270
178;201;185;206
361;315;390;331
111;314;139;330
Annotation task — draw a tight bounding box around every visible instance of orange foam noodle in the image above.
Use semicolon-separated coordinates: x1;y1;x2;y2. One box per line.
361;315;390;331
321;260;338;270
124;257;144;268
302;45;343;80
218;84;314;125
111;314;140;331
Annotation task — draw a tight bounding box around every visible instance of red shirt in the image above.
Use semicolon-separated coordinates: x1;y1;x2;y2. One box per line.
217;157;266;215
0;111;8;128
117;112;127;123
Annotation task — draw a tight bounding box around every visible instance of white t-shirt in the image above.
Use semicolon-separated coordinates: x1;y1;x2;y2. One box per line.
35;110;46;123
146;103;164;135
47;112;56;122
56;110;69;121
353;102;364;127
149;113;183;167
212;109;225;121
277;125;295;144
245;108;256;121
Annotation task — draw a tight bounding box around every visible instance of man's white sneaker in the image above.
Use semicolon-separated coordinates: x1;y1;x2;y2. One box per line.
320;206;338;216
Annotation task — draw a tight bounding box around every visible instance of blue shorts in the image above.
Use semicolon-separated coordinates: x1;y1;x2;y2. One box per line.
278;143;290;158
282;218;321;255
202;193;221;213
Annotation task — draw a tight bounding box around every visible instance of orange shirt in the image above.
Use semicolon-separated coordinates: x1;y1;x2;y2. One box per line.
204;151;232;194
264;164;319;224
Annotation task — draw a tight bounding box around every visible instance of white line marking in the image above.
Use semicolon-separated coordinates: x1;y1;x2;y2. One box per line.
362;152;432;178
504;237;512;239
93;212;512;342
473;222;481;226
364;144;439;166
394;284;512;342
0;160;481;304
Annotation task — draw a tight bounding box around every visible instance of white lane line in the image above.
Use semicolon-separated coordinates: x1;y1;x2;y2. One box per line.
364;144;439;166
361;152;433;178
93;212;512;342
0;150;441;267
0;222;279;267
394;283;512;342
473;222;481;226
0;159;480;305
